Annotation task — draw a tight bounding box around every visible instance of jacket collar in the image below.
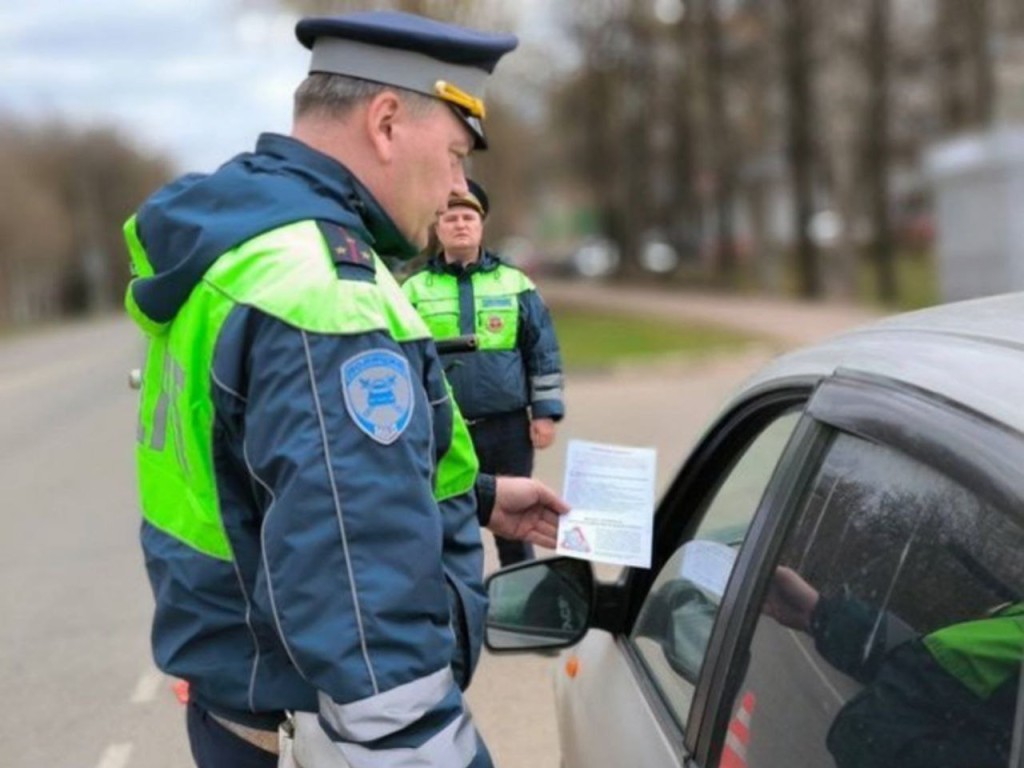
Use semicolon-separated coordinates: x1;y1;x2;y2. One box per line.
255;133;417;260
427;248;501;276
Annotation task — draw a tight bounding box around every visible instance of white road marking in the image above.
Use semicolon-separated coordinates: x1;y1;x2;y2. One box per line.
130;667;165;704
96;742;133;768
788;629;846;705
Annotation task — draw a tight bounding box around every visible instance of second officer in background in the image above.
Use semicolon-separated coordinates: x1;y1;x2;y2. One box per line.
404;181;566;567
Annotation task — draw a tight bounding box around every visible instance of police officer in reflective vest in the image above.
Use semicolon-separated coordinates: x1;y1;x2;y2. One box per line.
403;181;566;566
766;567;1022;768
123;11;568;768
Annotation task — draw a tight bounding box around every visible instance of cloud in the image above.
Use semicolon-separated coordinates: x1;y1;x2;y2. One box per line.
1;0;305;171
1;1;564;172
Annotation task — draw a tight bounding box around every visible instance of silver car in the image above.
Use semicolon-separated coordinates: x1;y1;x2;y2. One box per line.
485;293;1024;768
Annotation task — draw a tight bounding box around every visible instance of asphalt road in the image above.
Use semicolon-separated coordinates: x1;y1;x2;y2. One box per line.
0;289;876;768
0;317;182;768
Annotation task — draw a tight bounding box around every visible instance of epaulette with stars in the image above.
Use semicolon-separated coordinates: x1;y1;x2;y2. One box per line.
316;221;376;283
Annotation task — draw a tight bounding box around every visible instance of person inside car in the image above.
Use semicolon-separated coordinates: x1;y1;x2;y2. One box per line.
764;565;1021;768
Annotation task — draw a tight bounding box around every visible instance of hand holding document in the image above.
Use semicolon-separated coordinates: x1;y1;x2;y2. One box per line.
556;439;656;568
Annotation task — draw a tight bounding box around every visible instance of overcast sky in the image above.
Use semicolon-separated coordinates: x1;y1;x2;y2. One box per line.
1;0;571;174
2;1;342;172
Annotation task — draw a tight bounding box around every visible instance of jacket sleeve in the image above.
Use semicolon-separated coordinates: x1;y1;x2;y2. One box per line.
422;346;487;690
474;473;496;526
519;288;565;421
240;309;491;768
810;596;897;684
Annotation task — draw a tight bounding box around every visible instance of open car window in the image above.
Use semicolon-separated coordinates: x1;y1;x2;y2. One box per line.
630;409;802;729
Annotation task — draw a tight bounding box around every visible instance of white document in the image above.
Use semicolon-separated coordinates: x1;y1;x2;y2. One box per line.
678;540;737;597
557;439;656;568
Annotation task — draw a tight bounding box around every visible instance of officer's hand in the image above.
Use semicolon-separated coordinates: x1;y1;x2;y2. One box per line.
530;418;557;450
763;566;819;632
488;476;570;549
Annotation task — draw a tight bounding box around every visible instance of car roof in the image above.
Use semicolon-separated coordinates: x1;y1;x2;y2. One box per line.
735;292;1024;434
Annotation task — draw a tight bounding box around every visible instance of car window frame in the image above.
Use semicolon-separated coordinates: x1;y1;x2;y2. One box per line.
691;368;1024;768
622;383;817;625
608;381;818;758
1013;668;1024;768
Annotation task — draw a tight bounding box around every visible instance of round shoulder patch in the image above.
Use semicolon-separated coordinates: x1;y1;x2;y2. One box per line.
341;349;415;445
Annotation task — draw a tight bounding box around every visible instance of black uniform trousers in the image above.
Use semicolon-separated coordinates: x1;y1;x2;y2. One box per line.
468;409;536;567
186;702;278;768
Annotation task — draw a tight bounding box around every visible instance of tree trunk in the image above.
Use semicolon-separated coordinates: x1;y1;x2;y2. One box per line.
865;0;896;304
618;0;652;278
668;10;702;270
703;0;738;286
936;0;994;132
970;0;995;126
781;0;821;298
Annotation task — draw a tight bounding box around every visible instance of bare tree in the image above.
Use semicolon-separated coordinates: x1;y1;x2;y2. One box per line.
0;119;171;325
616;0;657;276
865;0;897;303
701;0;739;285
0;131;71;324
553;1;635;271
815;2;866;298
467;97;539;240
935;0;996;132
271;0;1018;306
780;0;821;298
665;5;703;270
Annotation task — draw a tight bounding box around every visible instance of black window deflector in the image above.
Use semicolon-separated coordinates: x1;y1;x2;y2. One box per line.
807;370;1024;520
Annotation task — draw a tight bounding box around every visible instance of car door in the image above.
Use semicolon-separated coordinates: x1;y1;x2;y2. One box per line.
554;385;816;768
692;371;1024;768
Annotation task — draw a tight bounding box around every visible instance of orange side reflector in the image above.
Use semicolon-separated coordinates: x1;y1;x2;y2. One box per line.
565;655;580;679
172;679;190;705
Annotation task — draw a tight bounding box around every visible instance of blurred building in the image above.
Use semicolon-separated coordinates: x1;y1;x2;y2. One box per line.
927;129;1024;301
924;1;1024;302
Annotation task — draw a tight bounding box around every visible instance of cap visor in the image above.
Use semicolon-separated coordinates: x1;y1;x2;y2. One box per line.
453;108;487;150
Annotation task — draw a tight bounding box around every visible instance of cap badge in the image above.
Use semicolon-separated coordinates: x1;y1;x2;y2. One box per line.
434;80;486;118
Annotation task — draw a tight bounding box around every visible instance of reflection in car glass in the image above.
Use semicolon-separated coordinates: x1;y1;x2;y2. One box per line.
725;433;1023;768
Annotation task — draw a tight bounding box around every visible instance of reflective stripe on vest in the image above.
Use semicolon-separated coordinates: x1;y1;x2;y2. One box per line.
923;603;1024;699
403;263;534;352
402;272;467;342
127;219;476;559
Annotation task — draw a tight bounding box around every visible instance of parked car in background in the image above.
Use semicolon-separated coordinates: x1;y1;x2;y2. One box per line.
569;237;620;279
486;292;1024;768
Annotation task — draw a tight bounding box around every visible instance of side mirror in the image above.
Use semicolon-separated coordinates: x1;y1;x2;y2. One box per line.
485;557;594;653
